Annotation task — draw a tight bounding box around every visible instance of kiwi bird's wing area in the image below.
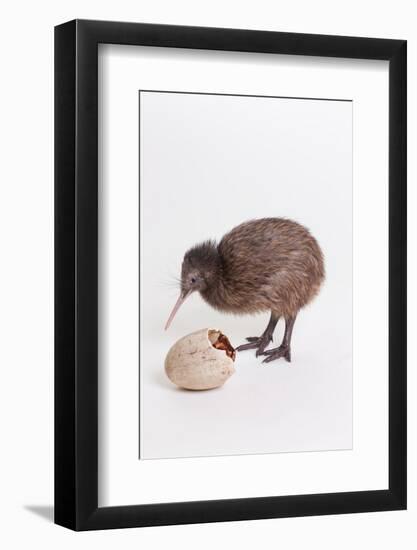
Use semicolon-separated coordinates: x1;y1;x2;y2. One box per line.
218;218;325;315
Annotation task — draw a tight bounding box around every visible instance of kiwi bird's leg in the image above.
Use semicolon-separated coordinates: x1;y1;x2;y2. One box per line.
236;312;279;356
261;315;297;363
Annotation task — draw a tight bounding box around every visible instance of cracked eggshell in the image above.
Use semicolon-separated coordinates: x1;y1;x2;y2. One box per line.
165;328;236;390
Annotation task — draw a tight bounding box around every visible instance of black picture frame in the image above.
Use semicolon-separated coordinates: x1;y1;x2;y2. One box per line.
55;19;407;531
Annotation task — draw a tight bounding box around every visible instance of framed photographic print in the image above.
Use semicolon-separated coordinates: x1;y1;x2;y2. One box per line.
54;19;407;530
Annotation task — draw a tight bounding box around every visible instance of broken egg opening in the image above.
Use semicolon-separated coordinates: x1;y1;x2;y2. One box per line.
165;328;236;391
208;329;236;361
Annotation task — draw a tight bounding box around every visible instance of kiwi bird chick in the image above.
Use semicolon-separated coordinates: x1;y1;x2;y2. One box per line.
165;218;325;363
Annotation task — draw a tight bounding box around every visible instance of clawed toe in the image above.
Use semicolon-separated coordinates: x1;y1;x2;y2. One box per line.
236;314;295;364
255;341;270;357
236;336;291;363
262;345;291;363
236;335;272;354
236;341;261;352
261;348;275;355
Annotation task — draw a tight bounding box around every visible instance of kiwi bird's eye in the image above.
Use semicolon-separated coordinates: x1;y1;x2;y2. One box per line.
191;277;197;284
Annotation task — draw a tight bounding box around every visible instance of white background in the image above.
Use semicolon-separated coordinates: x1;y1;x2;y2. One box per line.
0;1;415;549
99;44;387;505
140;92;353;460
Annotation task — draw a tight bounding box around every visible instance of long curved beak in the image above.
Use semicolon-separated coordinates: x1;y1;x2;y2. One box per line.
164;290;192;330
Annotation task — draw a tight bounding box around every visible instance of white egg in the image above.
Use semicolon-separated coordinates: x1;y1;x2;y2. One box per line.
165;328;236;390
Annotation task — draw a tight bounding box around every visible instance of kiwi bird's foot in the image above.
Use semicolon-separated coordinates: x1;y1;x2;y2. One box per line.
261;345;291;363
236;335;273;356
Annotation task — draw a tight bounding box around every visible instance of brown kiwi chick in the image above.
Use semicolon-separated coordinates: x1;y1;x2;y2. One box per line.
165;218;325;363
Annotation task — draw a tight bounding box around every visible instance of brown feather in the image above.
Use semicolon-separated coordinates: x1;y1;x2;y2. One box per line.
195;218;325;318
